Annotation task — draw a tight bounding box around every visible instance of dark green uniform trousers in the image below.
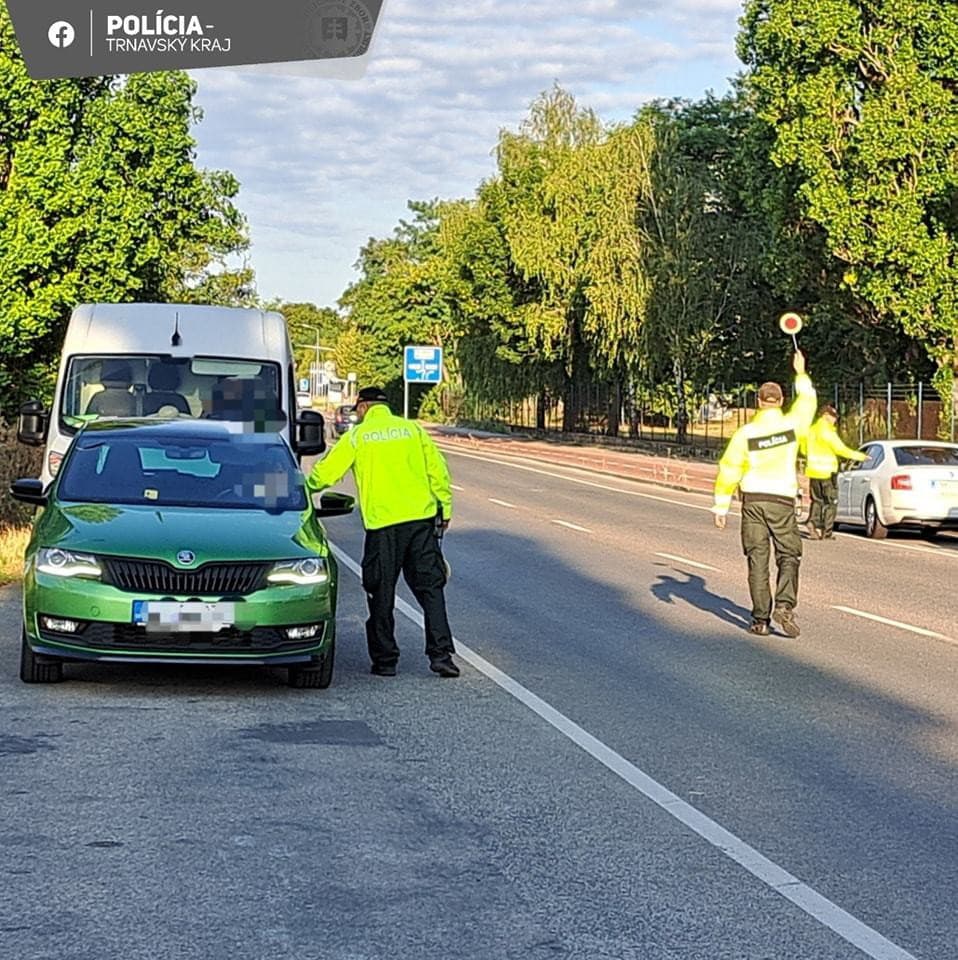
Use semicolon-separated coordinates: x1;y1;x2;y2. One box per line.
740;497;802;622
809;475;839;537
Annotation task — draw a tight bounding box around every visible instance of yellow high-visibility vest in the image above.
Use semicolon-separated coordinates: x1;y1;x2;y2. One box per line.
802;417;866;479
307;405;452;530
713;374;816;515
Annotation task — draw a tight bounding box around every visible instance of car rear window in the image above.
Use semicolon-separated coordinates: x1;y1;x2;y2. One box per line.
57;434;307;511
893;445;958;466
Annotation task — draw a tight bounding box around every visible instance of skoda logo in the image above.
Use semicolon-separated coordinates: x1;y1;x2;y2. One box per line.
176;550;196;566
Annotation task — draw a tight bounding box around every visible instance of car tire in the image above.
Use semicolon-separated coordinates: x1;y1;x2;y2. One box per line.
287;639;335;689
20;628;64;684
920;528;940;542
864;498;888;540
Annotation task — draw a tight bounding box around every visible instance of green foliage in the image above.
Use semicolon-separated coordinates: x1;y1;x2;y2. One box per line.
739;0;958;387
0;7;251;417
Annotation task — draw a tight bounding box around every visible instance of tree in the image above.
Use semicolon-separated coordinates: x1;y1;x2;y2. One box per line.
0;7;252;417
738;0;958;406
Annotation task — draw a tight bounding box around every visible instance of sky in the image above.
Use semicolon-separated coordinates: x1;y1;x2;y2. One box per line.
189;0;745;310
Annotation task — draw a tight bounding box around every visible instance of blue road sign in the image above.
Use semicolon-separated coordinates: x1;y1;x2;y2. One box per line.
404;345;443;383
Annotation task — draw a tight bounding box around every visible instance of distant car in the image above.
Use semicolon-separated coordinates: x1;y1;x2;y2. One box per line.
835;440;958;539
11;419;355;687
332;404;359;436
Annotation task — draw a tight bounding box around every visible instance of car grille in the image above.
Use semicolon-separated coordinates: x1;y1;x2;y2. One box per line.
101;558;270;596
39;622;322;654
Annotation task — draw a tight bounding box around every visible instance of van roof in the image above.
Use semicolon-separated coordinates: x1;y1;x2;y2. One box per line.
62;303;291;360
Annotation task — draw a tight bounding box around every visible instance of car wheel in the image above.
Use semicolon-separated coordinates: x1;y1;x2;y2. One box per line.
287;639;335;689
20;628;64;684
864;498;888;540
920;528;940;542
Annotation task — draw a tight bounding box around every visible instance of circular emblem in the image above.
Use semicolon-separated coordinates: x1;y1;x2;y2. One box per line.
779;312;803;335
176;550;196;566
48;21;76;49
305;0;373;58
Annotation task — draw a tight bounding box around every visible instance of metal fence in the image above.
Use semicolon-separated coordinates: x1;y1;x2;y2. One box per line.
453;381;957;453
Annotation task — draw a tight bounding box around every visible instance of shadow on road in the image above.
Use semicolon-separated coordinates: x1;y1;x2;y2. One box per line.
650;568;752;631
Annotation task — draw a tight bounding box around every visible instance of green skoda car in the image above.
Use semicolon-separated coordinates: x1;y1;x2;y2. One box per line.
10;420;353;688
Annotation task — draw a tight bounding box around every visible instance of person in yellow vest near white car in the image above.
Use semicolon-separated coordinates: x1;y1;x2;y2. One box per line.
802;404;868;540
306;386;460;678
712;352;817;638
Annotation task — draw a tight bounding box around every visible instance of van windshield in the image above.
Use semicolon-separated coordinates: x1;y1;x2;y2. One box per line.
60;356;286;433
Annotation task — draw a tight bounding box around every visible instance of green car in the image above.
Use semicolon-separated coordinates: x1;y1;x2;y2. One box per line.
10;419;353;688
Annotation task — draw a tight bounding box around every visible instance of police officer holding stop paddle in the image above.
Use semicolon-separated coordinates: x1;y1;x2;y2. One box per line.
712;351;817;638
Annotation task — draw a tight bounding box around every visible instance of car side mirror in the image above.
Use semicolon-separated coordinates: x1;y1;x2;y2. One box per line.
314;491;355;517
18;400;49;447
296;410;326;457
10;478;47;506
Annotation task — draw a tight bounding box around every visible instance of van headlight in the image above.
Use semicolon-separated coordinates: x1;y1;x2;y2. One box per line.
267;557;328;585
36;548;102;579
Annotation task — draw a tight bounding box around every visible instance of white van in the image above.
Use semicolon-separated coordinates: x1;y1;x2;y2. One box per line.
18;303;325;485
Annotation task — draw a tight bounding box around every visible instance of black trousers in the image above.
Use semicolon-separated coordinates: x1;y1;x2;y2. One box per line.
809;475;839;536
740;499;803;622
360;517;454;666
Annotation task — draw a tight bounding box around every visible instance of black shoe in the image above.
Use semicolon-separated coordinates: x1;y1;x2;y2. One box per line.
429;657;460;678
772;606;801;637
748;619;770;636
370;662;397;677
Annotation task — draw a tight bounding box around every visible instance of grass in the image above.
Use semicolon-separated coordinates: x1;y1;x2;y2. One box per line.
0;524;31;586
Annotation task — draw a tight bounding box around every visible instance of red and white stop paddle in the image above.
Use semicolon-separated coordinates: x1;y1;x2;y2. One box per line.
779;312;803;351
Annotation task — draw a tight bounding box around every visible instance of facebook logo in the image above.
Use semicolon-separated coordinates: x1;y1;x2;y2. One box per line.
47;21;75;48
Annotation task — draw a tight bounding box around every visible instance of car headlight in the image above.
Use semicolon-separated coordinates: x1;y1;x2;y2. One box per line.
36;548;102;579
266;557;329;585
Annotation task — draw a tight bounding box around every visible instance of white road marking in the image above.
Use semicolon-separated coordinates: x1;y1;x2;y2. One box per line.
451;484;465;491
552;519;592;533
439;446;719;513
655;552;719;572
833;531;953;558
488;497;517;509
832;605;955;645
331;541;918;960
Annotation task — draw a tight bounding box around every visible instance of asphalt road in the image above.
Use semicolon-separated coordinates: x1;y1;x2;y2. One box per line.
2;443;956;960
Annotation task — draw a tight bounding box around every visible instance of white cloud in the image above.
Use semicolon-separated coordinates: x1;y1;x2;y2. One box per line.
190;0;743;306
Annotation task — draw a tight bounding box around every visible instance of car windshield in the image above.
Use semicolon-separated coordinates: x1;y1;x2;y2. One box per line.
57;433;308;511
893;445;958;466
60;356;285;432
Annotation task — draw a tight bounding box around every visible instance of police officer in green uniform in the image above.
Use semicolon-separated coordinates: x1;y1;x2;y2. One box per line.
802;404;867;539
712;352;817;637
306;387;459;678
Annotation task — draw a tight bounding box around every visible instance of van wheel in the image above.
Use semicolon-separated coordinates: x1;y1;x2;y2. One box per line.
287;639;334;689
864;498;888;540
20;628;63;683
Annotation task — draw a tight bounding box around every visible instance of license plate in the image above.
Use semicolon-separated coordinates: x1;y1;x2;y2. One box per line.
133;601;235;633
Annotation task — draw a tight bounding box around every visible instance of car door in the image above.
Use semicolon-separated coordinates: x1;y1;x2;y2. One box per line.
838;443;881;523
846;444;883;522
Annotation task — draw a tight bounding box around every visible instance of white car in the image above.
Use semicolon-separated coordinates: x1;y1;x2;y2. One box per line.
835;440;958;540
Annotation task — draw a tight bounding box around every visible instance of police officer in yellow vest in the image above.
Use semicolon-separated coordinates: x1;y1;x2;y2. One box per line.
306;386;460;678
802;404;867;539
712;352;817;637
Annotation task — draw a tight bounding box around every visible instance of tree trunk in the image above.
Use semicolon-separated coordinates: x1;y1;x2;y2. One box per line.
536;387;547;430
673;357;689;444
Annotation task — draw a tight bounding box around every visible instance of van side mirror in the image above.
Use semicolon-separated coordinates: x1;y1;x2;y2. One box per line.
296;410;326;457
18;401;49;447
314;491;355;517
10;478;47;506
